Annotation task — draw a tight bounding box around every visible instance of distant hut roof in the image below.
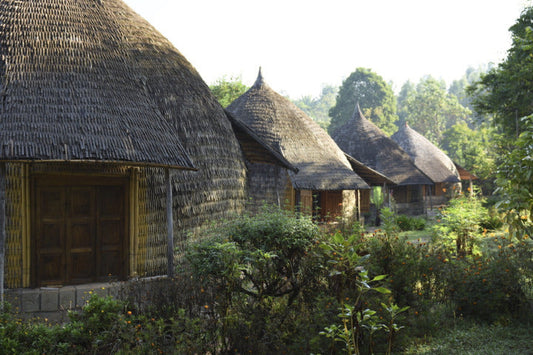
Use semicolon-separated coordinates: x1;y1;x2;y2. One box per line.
454;162;479;181
227;70;369;191
331;105;432;186
391;124;460;183
0;0;196;169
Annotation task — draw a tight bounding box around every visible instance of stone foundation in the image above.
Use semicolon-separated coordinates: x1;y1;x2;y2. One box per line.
5;282;124;322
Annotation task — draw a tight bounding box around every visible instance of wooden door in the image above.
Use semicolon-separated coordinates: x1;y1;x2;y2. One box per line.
320;191;343;222
33;177;128;287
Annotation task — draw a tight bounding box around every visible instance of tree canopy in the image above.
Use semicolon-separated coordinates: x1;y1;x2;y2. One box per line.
328;68;398;135
467;7;533;137
209;76;249;108
292;85;337;130
399;76;471;145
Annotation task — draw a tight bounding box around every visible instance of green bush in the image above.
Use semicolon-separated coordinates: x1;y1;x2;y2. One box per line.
186;206;326;353
396;214;427;231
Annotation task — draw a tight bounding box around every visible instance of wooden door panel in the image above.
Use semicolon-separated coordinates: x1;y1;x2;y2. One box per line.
97;185;125;280
33;177;128;287
70;187;94;217
69;253;95;283
35;187;66;285
38;254;64;284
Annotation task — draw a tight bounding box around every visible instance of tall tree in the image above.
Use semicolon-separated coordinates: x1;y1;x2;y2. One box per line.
328;68;398;135
293;85;337;130
402;76;470;145
397;80;416;125
441;121;497;193
209;76;249;108
467;7;533;137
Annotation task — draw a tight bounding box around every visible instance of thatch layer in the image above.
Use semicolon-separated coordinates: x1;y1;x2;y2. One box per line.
391;124;460;184
331;105;432;186
226;111;296;172
227;71;369;191
0;0;196;169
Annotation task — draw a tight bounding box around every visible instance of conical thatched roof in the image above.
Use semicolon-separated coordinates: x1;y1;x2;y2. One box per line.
0;0;198;169
331;105;432;186
391;123;460;183
227;70;369;191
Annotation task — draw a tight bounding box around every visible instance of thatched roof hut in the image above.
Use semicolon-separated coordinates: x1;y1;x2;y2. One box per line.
227;70;369;220
331;105;431;186
331;105;432;215
0;0;248;296
391;124;460;184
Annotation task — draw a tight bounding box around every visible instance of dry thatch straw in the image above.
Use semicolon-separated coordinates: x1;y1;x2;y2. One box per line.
0;0;196;170
227;69;369;191
331;105;432;186
391;123;460;184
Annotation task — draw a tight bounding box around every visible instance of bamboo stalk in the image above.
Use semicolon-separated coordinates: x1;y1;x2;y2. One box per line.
0;163;6;308
166;169;174;278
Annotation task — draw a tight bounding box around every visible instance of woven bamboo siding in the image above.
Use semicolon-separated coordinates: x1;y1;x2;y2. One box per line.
359;189;371;213
284;181;296;211
300;190;313;215
5;163;24;288
245;162;291;212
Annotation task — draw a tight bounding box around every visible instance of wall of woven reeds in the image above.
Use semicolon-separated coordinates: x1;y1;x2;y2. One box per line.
5;163;26;288
244;162;291;212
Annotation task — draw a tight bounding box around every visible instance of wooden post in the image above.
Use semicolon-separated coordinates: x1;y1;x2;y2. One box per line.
0;163;6;309
295;189;301;213
357;189;361;222
166;169;174;278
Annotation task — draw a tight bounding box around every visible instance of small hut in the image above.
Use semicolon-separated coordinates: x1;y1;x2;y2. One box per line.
391;123;476;205
331;105;432;215
0;0;250;313
227;70;370;222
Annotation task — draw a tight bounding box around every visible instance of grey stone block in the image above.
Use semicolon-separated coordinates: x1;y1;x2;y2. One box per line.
40;288;59;312
59;286;77;311
21;289;41;313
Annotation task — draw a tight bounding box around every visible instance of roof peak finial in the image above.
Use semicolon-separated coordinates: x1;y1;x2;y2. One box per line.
352;102;364;120
254;66;264;87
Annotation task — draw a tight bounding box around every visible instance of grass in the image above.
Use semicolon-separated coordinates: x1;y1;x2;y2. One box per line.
399;229;433;242
404;317;532;354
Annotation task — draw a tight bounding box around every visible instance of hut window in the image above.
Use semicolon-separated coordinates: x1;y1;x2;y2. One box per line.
32;176;128;287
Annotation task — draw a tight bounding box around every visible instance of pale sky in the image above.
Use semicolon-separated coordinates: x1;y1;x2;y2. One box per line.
123;0;530;98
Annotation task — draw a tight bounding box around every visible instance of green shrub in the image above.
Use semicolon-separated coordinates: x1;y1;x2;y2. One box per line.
186;206;326;353
396;215;427;231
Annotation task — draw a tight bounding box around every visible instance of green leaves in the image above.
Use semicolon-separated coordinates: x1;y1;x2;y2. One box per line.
209;76;249;108
328;68;398;135
468;7;533;138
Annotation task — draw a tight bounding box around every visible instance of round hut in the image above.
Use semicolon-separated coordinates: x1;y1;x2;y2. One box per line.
227;70;369;222
331;105;432;215
391;123;462;205
0;0;247;306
